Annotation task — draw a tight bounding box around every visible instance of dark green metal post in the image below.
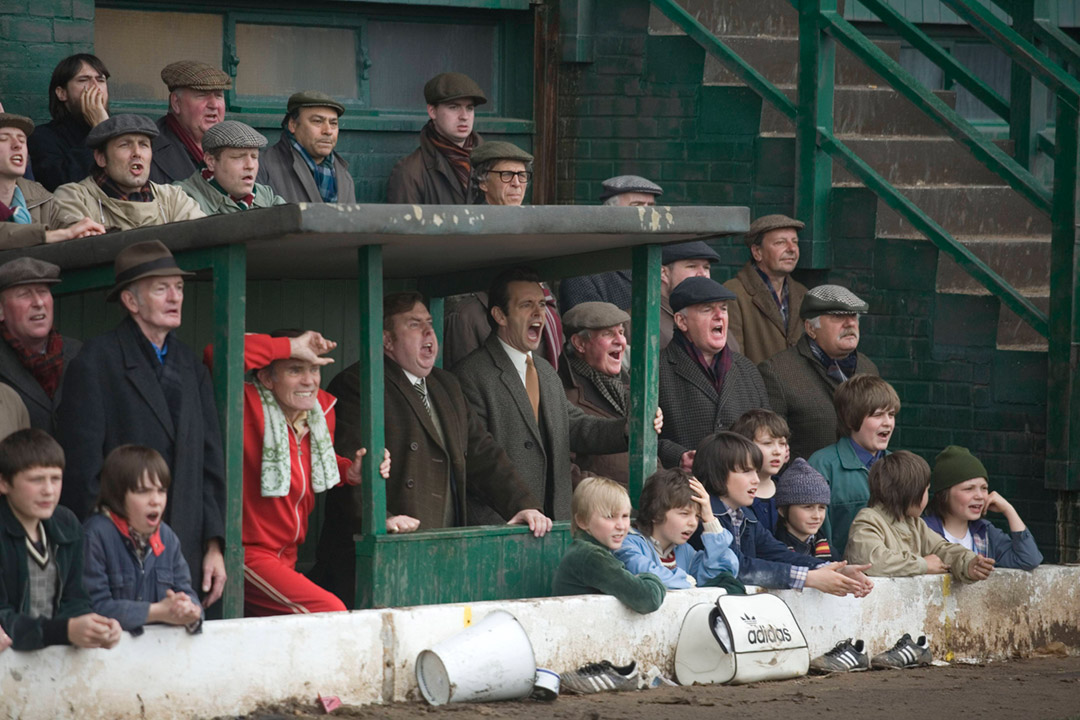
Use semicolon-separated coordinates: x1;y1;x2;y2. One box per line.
796;0;835;268
429;295;445;369
1045;91;1080;493
207;244;247;620
628;244;661;507
356;244;387;533
1010;1;1053;171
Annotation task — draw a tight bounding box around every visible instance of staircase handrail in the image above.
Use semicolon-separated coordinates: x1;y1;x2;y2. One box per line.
1033;19;1080;75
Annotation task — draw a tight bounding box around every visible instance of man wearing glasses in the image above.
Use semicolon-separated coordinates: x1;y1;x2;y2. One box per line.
469;141;533;206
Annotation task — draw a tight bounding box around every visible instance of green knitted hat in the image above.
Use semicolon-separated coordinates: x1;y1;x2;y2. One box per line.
930;445;988;495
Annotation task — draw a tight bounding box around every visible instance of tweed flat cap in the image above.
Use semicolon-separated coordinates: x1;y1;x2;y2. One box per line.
201;120;267;152
0;113;34;136
799;284;868;319
775;458;831;506
160;60;232;91
470;141;533;165
86;114;159;149
662;240;720;265
744;213;804;247
930;445;989;496
0;257;61;292
599;175;663;201
107;240;194;302
287;90;345;117
670;276;736;313
423;72;487;106
563;302;631;336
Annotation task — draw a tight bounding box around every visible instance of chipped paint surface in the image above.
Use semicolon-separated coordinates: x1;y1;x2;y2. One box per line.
1;568;1076;718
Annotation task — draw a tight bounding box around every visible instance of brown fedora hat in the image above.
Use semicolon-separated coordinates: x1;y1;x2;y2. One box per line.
107;240;194;302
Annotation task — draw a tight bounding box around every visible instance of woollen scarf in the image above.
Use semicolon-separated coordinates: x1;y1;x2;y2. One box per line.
0;185;33;224
254;381;340;498
165;113;205;166
422;120;475;193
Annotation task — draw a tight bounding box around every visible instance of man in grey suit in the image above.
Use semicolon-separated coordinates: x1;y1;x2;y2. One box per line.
0;257;80;435
657;276;770;471
454;267;661;523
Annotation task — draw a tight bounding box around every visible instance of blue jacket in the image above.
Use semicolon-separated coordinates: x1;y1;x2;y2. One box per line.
923;514;1043;571
82;513;202;634
693;498;825;589
615;523;739;589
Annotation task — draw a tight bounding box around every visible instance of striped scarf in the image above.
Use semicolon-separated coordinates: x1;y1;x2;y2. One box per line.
287;130;337;203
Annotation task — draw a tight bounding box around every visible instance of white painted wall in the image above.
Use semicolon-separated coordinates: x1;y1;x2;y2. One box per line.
2;566;1077;720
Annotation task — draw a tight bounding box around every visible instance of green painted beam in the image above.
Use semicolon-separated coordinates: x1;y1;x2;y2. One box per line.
1034;19;1080;74
628;244;661;507
336;0;531;8
429;296;445;369
818;129;1049;339
820;10;1053;215
356;245;387;537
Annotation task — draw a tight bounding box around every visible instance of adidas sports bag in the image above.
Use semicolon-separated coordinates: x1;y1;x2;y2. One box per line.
674;593;809;685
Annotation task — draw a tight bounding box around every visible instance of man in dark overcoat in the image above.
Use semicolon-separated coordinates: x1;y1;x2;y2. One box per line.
151;61;230;184
55;240;227;607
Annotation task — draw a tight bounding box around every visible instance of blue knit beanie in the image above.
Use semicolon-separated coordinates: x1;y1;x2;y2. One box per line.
775;458;831;506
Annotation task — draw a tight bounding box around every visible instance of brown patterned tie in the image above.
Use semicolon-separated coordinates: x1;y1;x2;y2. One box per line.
525;354;540;422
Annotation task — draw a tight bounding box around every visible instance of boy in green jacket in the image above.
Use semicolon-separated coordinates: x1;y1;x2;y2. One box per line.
552;476;665;614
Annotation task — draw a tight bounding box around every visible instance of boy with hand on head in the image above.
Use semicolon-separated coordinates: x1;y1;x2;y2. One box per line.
809;374;899;556
82;445;202;635
846;451;995;582
552;476;666;613
614;468;739;589
774;459;834;559
729;409;790;535
0;429;122;650
693;432;873;597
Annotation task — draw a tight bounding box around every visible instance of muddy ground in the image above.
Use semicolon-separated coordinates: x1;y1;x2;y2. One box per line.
227;656;1080;720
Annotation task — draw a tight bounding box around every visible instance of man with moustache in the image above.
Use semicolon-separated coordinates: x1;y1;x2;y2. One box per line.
387;72;486;205
657;277;770;471
27;54;111;191
453;267;660;524
174;121;285;215
258;91;354;204
151;61;230;184
51;115;205;231
725;214;809;364
758;285;879;461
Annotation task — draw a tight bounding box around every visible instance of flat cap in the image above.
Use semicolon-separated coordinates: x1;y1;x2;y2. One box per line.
160;60;232;92
470;141;533;165
599;175;663;201
744;213;804;247
107;240;194;302
563;302;631;336
286;90;345;117
0;257;61;292
662;240;720;265
0;113;34;136
800;284;869;319
670;276;736;313
201;120;267;153
86;114;159;149
423;72;487;106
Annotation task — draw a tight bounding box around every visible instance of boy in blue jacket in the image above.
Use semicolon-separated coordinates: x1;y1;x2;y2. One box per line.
692;431;873;597
615;468;738;588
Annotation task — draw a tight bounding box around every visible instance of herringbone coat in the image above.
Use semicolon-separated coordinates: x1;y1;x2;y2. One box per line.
724;262;808;365
657;342;770;468
757;335;879;461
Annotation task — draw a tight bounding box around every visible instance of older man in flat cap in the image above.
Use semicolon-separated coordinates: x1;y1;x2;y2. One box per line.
57;240;227;608
257;91;354;204
658;276;769;470
387;72;486;205
175;121;285;215
0;112;104;248
0;257;83;434
151;60;231;184
52;114;205;231
724;214;808;364
470;141;533;206
758;285;879;461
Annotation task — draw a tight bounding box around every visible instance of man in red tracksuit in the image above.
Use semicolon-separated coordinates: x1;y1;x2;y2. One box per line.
231;331;392;616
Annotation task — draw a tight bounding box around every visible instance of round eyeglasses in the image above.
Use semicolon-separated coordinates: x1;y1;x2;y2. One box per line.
487;170;532;184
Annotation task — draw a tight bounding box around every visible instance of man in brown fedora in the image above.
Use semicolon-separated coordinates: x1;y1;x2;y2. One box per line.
257;91;354;204
387;72;486;205
724;214;808;364
151;60;231;184
56;240;227;608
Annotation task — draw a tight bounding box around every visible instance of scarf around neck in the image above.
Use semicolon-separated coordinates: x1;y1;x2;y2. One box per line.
0;322;64;398
569;352;628;416
422;120;476;193
165;113;205;166
807;337;858;383
0;185;33;224
201;167;254;208
254;380;339;498
287;130;338;203
674;329;733;396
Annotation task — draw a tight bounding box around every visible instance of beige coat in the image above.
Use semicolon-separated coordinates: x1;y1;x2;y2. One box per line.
845;505;980;582
0;178;62;249
0;381;30;440
724;262;807;364
51;176;204;231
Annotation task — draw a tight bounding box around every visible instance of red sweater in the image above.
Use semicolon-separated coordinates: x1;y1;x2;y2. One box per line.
234;335;353;555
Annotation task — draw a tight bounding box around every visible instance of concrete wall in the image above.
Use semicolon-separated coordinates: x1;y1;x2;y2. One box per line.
2;566;1077;719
